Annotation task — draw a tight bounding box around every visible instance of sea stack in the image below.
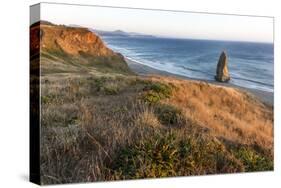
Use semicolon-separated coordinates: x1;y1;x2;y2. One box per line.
215;51;230;82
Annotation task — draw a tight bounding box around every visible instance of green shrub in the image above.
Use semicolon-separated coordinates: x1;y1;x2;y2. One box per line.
144;82;172;98
142;91;162;104
155;104;184;127
111;132;244;179
90;77;120;95
41;94;57;105
112;133;179;178
93;77;107;92
67;116;79;125
41;95;51;105
233;147;273;171
104;84;119;95
141;82;172;104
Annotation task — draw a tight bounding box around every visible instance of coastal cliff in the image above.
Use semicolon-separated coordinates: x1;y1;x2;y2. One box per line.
30;21;132;74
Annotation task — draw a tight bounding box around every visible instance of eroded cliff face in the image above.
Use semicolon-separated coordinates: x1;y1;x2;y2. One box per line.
39;24;115;56
30;21;132;74
30;22;41;58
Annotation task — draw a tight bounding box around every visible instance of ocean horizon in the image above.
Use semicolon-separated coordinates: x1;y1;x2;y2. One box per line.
101;36;274;92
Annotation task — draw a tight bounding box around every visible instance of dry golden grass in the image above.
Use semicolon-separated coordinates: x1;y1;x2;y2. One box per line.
134;106;161;128
150;76;273;152
40;73;273;184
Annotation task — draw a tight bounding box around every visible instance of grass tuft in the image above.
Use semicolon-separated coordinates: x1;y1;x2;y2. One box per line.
141;82;172;104
103;83;120;95
233;147;273;171
155;104;184;127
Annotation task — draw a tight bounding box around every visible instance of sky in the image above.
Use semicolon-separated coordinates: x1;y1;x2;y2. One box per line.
39;3;274;43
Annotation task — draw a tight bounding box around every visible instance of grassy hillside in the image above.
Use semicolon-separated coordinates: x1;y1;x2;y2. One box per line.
35;22;273;184
40;73;273;184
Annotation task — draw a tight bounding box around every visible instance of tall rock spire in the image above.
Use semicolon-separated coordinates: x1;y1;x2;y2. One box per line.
215;51;230;82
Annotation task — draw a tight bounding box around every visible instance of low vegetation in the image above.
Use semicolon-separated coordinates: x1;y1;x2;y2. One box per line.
155;104;184;127
40;70;273;184
232;147;273;171
112;131;245;179
141;82;173;104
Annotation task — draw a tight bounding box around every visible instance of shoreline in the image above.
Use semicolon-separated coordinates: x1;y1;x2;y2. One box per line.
125;57;273;106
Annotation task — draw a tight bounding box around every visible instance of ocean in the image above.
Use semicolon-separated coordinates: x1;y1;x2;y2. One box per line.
101;36;274;92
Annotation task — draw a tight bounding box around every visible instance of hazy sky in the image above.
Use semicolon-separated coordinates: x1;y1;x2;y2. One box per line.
40;3;274;43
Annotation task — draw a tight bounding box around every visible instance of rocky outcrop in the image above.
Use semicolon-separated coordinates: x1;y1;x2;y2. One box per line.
30;21;133;74
38;23;115;56
215;51;230;82
30;22;41;58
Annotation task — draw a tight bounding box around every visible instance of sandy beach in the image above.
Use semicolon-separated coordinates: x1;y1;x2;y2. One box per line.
125;57;274;106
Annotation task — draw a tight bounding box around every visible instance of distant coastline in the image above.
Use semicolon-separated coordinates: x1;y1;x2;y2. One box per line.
101;36;273;93
125;57;273;106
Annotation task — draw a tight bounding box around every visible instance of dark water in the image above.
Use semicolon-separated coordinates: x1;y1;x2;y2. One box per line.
101;36;274;92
